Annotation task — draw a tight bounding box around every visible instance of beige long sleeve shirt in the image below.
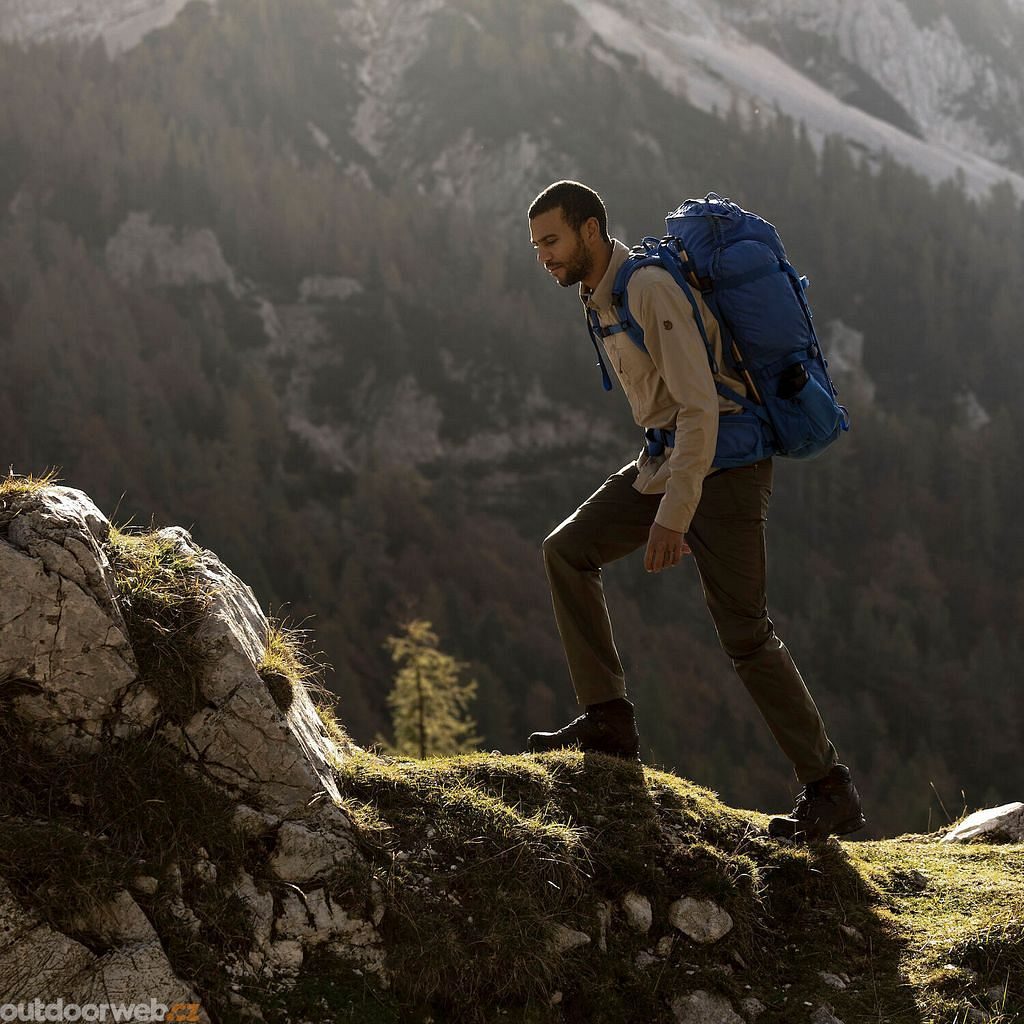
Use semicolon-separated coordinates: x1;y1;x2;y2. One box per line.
582;239;747;534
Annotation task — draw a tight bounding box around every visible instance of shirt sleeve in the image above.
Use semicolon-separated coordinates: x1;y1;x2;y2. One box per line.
630;270;720;534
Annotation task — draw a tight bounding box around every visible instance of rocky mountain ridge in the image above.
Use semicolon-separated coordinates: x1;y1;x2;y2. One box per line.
3;0;1023;196
568;0;1024;197
0;0;207;54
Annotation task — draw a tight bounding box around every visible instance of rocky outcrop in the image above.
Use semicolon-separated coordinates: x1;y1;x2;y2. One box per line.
0;487;154;750
3;482;1017;1023
942;803;1024;844
105;212;240;294
0;879;211;1023
821;320;876;410
0;0;216;55
0;484;383;1018
148;524;352;818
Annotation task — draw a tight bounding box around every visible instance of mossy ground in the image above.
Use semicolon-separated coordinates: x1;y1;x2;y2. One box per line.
850;840;1024;1023
297;750;1022;1024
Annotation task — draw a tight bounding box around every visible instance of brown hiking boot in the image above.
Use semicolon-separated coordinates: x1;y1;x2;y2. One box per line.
768;764;866;842
527;700;640;760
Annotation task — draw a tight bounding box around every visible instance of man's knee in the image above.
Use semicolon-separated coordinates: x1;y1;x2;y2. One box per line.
543;521;594;571
716;615;778;662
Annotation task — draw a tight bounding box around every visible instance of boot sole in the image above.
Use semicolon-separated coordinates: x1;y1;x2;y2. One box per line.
829;813;868;837
768;812;867;842
526;738;641;761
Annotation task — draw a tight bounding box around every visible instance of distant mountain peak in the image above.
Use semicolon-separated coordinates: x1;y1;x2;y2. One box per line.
568;0;1024;196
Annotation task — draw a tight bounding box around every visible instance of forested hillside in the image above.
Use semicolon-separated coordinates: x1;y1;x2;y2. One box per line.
2;0;1022;837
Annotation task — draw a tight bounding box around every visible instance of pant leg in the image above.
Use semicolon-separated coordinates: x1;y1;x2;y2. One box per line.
543;462;661;706
686;459;838;783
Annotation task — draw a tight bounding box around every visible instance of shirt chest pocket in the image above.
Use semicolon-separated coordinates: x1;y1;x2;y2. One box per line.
605;332;659;396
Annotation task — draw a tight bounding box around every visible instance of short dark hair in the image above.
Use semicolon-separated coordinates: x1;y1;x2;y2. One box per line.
528;180;610;242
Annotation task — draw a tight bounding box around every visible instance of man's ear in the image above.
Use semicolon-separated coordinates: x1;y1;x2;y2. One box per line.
583;216;601;245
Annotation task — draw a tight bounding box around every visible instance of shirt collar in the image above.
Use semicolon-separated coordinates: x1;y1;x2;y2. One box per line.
581;238;630;312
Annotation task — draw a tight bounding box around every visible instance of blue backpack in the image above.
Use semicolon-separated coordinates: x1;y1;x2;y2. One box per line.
585;193;849;468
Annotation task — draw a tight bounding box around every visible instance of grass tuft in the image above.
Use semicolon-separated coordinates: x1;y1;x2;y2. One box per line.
256;618;353;751
0;467;62;531
0;466;62;496
257;618;319;712
258;619;320;686
106;525;212;722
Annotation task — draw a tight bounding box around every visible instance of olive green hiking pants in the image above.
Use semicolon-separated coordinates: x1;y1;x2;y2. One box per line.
542;459;838;783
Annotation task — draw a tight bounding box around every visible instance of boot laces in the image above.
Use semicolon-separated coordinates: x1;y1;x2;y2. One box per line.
792;778;826;819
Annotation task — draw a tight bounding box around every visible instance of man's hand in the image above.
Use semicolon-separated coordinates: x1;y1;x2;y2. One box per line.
644;522;691;573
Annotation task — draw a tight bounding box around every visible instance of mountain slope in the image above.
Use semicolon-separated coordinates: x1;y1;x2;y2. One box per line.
568;0;1024;197
0;0;207;54
3;0;1023;195
1;0;1023;841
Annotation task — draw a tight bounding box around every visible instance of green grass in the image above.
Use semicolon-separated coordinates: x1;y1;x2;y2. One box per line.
317;750;1024;1024
850;841;1024;1023
106;525;213;722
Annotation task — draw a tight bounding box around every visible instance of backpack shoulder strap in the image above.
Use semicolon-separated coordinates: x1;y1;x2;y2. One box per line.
619;243;768;418
609;241;721;376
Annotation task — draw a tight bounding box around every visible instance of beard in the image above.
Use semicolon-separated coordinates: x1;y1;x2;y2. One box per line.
554;236;594;288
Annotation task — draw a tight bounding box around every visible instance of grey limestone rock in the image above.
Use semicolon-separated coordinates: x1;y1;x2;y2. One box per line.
267;805;360;882
274;888;386;977
671;989;744;1024
150;526;356;819
549;923;591;953
0;879;208;1020
622;890;653;933
668;897;734;944
740;996;766;1019
0;487;155;750
942;803;1024;844
0;485;380;997
810;1006;846;1024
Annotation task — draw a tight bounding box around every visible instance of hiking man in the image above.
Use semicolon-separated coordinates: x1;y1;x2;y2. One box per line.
526;180;864;842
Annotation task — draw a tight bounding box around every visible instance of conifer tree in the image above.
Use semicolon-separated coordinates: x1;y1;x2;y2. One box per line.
384;620;480;759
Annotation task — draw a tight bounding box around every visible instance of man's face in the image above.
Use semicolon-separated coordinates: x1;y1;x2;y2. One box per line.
530;207;594;289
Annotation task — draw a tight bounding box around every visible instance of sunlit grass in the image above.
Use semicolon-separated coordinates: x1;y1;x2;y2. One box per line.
0;467;61;497
316;746;1024;1023
850;840;1024;1023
